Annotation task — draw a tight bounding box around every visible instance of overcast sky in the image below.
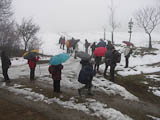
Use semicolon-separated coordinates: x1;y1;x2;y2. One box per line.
12;0;157;33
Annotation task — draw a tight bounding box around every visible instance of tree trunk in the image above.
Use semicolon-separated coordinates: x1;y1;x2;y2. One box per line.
129;33;132;42
104;29;106;40
148;33;152;49
111;31;114;44
24;42;27;52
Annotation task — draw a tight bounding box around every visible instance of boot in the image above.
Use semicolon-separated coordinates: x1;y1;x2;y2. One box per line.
87;88;93;96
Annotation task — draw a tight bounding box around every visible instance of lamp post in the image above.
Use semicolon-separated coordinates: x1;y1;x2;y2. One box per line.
128;18;133;42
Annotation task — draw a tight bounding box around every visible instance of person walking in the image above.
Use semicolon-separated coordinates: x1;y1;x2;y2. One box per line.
28;56;39;81
48;64;63;93
84;39;90;54
74;42;79;59
90;42;96;55
1;51;11;83
78;62;95;96
59;36;63;48
66;40;71;54
124;46;132;68
103;46;119;82
62;37;66;50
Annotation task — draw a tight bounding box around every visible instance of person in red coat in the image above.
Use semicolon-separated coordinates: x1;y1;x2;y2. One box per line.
28;56;39;80
48;64;63;93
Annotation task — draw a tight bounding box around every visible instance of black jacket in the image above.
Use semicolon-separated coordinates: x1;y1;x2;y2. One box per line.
105;50;117;66
1;51;11;69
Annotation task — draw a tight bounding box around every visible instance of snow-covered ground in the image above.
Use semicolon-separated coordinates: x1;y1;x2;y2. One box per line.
0;31;160;120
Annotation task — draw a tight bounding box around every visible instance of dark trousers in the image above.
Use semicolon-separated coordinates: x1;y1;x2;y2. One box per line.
67;47;70;53
30;68;35;80
62;44;65;50
94;63;100;71
2;68;10;81
53;80;60;92
125;57;129;68
60;44;62;49
74;51;77;59
104;64;115;82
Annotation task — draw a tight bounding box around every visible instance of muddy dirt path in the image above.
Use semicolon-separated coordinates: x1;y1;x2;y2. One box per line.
3;75;159;120
0;59;160;120
0;86;100;120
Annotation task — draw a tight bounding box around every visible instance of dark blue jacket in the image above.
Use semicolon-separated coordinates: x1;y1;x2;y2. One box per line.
97;41;106;47
78;63;95;84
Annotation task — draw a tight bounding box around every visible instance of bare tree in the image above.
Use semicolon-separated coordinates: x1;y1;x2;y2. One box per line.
134;7;160;49
108;0;120;44
0;21;21;55
28;37;42;51
0;0;22;56
17;18;40;51
0;0;13;22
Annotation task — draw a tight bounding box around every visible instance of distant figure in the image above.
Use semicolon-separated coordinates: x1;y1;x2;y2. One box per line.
28;56;39;80
61;37;66;50
84;39;90;54
74;42;79;59
104;46;121;82
1;51;11;83
78;62;95;96
59;36;63;49
48;64;63;93
59;36;63;44
90;42;96;55
124;46;132;68
94;56;102;72
66;40;71;54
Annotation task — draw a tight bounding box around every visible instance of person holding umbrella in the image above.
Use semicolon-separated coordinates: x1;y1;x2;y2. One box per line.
48;53;69;93
124;45;132;68
1;51;11;83
48;64;63;93
93;47;107;72
23;49;39;81
78;61;95;96
28;56;39;80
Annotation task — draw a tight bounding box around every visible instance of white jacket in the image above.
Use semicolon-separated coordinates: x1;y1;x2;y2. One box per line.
74;43;79;51
124;47;130;57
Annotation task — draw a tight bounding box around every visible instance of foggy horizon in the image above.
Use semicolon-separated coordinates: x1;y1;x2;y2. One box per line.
12;0;158;33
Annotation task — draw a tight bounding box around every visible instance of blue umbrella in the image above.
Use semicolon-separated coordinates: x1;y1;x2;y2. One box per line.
50;53;70;65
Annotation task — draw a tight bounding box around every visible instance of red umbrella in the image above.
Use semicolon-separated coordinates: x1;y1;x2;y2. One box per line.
94;47;107;57
122;41;134;46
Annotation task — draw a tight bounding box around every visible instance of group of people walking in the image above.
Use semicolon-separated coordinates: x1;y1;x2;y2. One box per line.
0;37;133;97
58;36;133;96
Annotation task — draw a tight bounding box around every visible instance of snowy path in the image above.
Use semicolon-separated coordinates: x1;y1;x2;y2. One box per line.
0;56;160;119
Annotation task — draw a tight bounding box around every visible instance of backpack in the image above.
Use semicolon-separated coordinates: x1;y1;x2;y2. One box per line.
114;50;121;63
